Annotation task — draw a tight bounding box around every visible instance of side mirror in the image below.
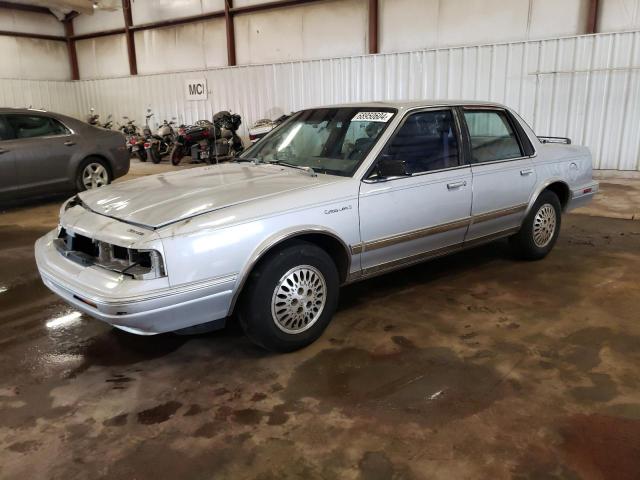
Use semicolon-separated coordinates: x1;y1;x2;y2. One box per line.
376;156;409;178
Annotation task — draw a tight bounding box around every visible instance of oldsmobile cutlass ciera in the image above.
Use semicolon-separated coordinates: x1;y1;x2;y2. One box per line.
35;101;598;351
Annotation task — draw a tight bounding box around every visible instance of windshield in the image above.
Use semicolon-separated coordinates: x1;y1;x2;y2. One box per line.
240;107;397;176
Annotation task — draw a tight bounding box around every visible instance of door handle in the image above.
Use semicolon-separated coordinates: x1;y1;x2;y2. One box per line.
447;181;467;190
520;168;534;176
64;141;76;146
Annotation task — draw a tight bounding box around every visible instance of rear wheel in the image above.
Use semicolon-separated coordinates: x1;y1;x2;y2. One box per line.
170;144;184;166
136;148;147;162
238;242;339;352
76;157;111;191
510;190;561;260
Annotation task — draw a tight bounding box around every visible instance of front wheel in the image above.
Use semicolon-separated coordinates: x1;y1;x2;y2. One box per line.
170;144;184;166
510;190;561;260
238;241;339;352
149;144;161;164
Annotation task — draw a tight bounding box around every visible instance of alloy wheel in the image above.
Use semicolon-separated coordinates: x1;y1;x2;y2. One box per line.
271;265;327;334
533;203;557;247
82;163;109;189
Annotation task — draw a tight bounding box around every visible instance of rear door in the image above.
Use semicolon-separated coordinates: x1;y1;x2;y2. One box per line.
461;107;537;242
4;114;80;197
358;108;472;274
0;116;17;200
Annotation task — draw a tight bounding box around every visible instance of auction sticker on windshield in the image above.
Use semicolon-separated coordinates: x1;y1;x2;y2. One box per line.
352;112;394;122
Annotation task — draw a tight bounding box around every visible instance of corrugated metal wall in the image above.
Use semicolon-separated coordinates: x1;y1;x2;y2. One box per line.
0;79;79;115
2;30;639;171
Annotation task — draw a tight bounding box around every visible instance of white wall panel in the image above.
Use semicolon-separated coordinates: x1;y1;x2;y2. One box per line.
73;9;124;35
77;35;130;79
134;18;227;75
68;31;640;171
235;0;367;64
0;36;69;80
599;0;640;31
0;78;79;117
131;0;225;25
0;10;64;36
380;0;591;53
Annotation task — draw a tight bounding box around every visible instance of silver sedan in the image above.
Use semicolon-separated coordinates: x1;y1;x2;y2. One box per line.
0;108;130;202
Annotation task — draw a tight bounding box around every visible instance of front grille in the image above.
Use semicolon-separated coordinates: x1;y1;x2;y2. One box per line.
55;228;165;280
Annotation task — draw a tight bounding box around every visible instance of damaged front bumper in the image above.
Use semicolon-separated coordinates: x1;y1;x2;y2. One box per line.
35;229;236;335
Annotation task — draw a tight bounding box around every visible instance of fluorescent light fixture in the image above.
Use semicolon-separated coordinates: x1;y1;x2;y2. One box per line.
46;311;82;329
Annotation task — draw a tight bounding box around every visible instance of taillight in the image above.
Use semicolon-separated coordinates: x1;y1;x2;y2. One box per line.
144;142;150;149
129;138;137;145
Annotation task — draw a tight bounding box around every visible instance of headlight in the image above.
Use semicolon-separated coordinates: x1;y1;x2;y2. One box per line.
59;195;82;218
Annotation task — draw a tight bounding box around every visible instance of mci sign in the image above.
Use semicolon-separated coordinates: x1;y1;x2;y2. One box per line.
185;78;208;101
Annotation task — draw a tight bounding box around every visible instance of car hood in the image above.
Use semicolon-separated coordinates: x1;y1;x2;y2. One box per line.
79;163;339;229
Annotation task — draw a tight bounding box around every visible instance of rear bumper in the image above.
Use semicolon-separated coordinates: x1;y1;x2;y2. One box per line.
35;231;236;335
568;181;599;211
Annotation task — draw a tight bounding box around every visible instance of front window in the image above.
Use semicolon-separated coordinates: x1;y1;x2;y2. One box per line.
4;114;70;140
241;107;396;176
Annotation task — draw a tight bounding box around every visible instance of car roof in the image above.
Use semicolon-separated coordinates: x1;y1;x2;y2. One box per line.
314;100;508;111
0;107;56;115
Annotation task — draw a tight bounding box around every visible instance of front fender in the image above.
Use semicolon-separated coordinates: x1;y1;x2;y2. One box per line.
226;224;352;315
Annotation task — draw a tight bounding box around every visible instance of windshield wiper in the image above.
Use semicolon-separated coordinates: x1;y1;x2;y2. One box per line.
235;157;260;163
269;161;317;177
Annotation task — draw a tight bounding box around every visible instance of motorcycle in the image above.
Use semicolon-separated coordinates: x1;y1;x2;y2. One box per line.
171;111;243;166
100;114;114;130
118;115;147;162
169;120;213;166
86;107;100;126
248;114;290;143
145;117;177;164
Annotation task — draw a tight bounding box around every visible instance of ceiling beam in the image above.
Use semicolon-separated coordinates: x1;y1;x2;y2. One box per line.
225;0;236;66
130;10;225;32
368;0;378;54
122;0;137;75
0;1;54;16
230;0;324;15
586;0;599;34
71;28;126;41
63;15;79;80
0;30;65;41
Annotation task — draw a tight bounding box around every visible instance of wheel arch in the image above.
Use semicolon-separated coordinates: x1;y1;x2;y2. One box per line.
227;227;352;316
527;179;571;215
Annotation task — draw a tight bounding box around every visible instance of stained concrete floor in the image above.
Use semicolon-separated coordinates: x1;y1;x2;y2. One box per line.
1;166;639;479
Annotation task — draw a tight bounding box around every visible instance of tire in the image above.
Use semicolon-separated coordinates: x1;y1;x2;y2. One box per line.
170;144;184;166
510;190;561;260
149;144;161;164
136;148;147;162
238;241;339;352
76;157;112;191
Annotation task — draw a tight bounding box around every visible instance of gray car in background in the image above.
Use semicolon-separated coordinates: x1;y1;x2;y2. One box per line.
0;108;130;202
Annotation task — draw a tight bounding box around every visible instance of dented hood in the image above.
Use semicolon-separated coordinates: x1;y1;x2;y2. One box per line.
78;163;328;229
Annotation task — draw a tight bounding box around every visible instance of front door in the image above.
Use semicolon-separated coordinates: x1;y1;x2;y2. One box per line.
461;108;537;242
4;113;80;197
358;108;472;276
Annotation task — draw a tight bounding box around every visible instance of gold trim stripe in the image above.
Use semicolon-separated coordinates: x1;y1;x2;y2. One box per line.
349;203;528;254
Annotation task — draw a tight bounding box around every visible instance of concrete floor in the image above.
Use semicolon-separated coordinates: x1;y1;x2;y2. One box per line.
1;163;639;479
